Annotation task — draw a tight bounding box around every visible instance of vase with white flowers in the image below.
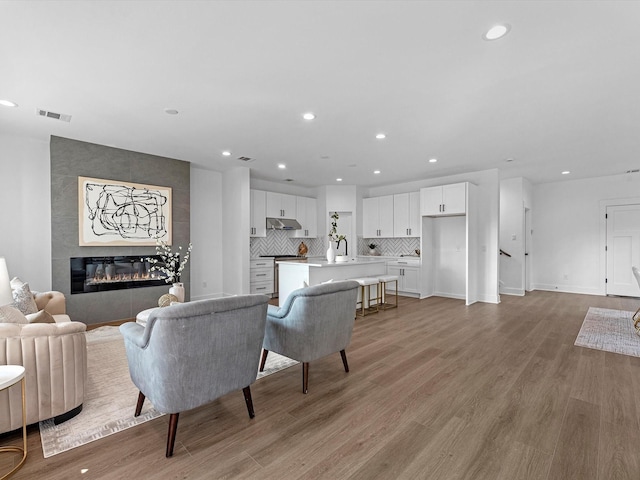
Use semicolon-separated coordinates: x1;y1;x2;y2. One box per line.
147;240;193;302
327;212;346;263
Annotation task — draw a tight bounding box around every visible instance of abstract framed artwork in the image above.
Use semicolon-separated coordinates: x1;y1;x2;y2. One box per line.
78;176;172;246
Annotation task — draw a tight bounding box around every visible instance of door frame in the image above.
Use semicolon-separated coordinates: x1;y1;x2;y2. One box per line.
599;196;640;295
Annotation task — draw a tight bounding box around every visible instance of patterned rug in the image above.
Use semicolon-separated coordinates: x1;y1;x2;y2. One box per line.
574;307;640;357
39;326;298;457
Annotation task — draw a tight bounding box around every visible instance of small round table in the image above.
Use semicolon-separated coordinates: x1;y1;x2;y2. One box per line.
0;365;27;479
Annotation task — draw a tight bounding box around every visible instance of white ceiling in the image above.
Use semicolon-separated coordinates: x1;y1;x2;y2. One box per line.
2;1;639;188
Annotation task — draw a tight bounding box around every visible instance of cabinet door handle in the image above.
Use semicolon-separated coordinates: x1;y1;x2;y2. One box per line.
256;287;266;291
408;228;411;235
256;273;266;277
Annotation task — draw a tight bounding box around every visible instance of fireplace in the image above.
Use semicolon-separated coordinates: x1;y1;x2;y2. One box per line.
70;255;172;294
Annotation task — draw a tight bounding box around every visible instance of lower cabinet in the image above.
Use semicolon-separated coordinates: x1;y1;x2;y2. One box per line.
386;261;420;295
250;258;274;295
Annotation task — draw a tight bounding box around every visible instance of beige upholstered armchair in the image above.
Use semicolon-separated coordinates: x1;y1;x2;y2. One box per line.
0;287;87;434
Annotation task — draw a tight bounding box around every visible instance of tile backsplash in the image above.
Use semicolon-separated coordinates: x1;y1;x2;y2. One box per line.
251;231;420;258
359;237;420;256
250;230;324;257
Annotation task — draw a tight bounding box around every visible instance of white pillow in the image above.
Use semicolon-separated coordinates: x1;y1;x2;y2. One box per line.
321;279;333;284
0;305;28;324
302;280;309;288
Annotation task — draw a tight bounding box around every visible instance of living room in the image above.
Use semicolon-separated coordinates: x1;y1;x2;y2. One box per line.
2;1;640;479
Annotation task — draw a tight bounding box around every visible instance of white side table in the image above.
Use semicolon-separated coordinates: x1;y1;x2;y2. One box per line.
0;365;27;479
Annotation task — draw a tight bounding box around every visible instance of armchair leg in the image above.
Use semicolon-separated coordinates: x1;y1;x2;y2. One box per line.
166;413;180;457
134;391;146;417
259;349;269;372
243;386;255;419
302;362;309;394
340;349;349;373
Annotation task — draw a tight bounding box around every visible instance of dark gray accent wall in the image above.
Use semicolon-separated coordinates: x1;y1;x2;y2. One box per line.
50;136;190;325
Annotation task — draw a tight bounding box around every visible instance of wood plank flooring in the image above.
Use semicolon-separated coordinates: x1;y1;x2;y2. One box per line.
2;291;640;479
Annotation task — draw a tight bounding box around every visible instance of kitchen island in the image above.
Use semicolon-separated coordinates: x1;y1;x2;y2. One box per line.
277;257;388;304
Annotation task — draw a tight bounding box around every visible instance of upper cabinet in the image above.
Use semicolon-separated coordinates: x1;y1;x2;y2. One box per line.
266;192;297;219
420;183;467;216
363;195;394;238
393;192;420;237
250;189;266;237
290;196;317;238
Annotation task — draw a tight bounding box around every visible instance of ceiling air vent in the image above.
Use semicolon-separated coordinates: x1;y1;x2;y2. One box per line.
237;156;255;162
36;108;72;122
626;169;639;173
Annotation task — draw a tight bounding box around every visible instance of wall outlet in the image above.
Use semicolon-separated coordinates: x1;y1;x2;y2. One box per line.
511;234;517;240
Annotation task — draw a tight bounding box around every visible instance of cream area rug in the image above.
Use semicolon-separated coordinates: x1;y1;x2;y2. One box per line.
574;307;640;357
39;326;298;457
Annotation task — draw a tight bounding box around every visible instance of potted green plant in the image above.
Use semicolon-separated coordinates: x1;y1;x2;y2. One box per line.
368;243;377;255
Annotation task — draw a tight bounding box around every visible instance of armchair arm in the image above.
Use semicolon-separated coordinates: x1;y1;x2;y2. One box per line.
34;291;66;315
119;321;148;348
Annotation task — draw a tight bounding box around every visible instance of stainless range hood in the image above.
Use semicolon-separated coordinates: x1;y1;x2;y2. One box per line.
266;217;302;230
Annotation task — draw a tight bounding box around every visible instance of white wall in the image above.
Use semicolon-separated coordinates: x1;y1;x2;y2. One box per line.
0;134;51;291
222;167;251;295
369;169;500;304
500;178;525;295
190;166;223;300
532;172;640;295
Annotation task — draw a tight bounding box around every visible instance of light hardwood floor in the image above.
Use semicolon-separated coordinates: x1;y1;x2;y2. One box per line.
2;291;640;479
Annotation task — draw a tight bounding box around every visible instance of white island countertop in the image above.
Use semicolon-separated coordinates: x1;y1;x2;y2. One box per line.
277;257;388;303
276;257;387;268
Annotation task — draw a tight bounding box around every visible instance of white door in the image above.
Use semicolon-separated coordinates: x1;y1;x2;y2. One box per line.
525;208;532;292
606;204;640;296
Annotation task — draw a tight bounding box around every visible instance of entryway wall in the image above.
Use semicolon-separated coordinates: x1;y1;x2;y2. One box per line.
533;172;640;295
499;177;533;296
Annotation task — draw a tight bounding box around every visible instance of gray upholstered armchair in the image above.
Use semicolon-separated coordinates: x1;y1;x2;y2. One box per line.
119;294;269;457
260;280;359;393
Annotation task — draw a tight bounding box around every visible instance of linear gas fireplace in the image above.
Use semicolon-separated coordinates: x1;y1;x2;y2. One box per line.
70;255;171;294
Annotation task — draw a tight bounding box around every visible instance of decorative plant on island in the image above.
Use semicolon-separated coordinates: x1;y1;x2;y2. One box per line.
148;240;193;284
327;212;347;262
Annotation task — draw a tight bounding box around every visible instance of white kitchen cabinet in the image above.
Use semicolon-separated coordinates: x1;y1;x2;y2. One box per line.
363;195;394;238
290;196;317;238
393;192;420;237
386;260;420;295
250;189;267;237
266;192;297;219
420;183;467;216
250;258;274;295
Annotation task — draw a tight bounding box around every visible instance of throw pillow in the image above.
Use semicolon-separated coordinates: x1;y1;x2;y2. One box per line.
12;282;39;315
302;280;309;288
321;279;334;284
10;277;25;289
25;309;56;324
0;305;28;324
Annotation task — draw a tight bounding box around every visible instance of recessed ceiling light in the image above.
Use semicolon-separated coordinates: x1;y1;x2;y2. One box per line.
302;112;315;120
484;24;510;41
164;108;179;115
222;151;231;156
278;163;286;169
336;178;343;182
562;171;571;175
373;170;381;174
505;157;515;162
428;158;438;163
376;133;386;139
0;100;18;107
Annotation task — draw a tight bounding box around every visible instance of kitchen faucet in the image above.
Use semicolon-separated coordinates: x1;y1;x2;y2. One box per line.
337;238;348;256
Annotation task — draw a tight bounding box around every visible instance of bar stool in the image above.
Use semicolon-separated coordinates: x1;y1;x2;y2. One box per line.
350;277;379;316
377;274;399;310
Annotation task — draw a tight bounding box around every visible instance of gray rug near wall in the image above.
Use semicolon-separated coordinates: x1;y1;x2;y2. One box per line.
39;326;298;457
575;307;640;357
